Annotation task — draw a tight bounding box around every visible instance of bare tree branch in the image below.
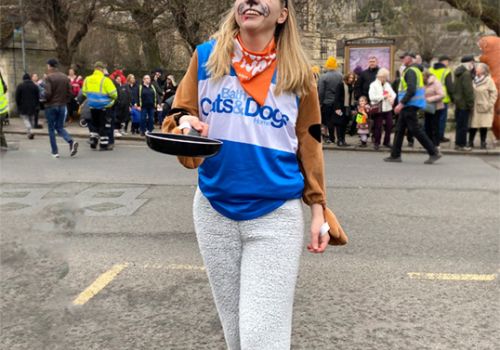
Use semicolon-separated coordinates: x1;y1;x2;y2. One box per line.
438;0;499;34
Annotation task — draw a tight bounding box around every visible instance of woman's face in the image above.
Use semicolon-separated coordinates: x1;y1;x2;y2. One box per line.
68;69;75;76
234;0;287;35
347;75;354;84
378;75;386;84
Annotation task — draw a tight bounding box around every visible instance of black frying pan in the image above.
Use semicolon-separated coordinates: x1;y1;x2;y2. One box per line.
145;130;222;158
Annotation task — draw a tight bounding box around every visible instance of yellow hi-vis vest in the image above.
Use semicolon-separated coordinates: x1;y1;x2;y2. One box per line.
0;79;8;115
429;67;452;104
82;70;117;109
398;66;426;109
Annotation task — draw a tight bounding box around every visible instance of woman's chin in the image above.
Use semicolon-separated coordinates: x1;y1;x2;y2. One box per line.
239;16;266;29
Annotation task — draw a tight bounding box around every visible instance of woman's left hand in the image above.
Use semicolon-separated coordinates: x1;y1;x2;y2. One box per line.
307;204;329;254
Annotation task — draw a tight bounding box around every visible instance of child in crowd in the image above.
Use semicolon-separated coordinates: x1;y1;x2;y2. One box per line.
356;96;370;147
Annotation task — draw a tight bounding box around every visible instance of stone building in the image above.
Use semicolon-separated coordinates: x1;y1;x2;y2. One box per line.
0;22;57;115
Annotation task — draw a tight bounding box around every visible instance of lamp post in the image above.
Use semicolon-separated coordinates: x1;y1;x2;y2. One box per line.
19;0;26;73
370;9;380;37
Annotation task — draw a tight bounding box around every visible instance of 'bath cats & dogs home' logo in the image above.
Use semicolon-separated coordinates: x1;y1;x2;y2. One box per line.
200;88;289;128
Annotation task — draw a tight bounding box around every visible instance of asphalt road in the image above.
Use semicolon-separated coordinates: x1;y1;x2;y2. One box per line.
1;135;499;350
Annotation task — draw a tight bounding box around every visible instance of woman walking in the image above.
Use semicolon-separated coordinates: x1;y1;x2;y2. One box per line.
469;63;498;149
161;0;344;348
368;68;396;150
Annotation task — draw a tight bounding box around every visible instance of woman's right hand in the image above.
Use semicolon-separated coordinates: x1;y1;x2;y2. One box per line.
179;115;209;137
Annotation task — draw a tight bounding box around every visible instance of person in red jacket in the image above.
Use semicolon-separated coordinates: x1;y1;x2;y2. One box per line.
67;68;83;122
110;69;127;85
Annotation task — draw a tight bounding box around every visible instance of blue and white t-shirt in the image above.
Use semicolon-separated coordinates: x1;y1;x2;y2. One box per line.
196;41;305;221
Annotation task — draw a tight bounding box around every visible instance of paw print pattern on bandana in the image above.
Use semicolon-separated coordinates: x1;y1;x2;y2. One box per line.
232;36;277;82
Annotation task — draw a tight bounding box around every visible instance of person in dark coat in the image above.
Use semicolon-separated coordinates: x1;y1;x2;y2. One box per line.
160;75;177;125
15;73;40;139
138;74;159;135
354;56;380;101
453;55;476;150
112;75;131;137
334;72;357;146
318;56;343;143
152;70;164;125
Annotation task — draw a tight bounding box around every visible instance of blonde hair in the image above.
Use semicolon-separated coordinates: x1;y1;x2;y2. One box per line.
376;68;390;79
206;0;314;97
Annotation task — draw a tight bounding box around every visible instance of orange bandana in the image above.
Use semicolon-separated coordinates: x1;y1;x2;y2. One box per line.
232;35;277;106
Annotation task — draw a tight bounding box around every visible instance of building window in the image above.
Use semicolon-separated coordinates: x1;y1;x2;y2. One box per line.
321;40;328;60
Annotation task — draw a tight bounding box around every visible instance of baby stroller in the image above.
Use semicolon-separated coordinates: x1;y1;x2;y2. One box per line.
78;100;90;128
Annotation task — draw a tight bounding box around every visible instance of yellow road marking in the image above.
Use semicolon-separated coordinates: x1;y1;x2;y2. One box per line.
141;263;205;271
408;272;497;281
165;264;205;271
73;263;128;305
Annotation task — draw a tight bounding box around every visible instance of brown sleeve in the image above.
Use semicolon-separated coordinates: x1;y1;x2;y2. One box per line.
296;82;327;208
161;50;199;133
161;50;203;169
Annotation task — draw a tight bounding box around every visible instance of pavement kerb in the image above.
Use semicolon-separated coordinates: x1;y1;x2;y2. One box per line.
3;120;500;156
5;129;143;142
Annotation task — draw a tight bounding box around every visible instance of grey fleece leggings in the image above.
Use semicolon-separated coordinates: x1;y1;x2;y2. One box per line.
193;189;304;350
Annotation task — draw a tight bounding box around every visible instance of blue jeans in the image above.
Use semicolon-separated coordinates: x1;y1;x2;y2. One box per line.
140;107;155;133
438;103;448;139
45;105;73;154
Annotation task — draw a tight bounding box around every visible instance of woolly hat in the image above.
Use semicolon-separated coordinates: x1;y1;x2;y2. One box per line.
311;65;321;74
353;66;363;76
399;51;416;59
460;55;475;63
324;56;338;70
94;61;107;69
